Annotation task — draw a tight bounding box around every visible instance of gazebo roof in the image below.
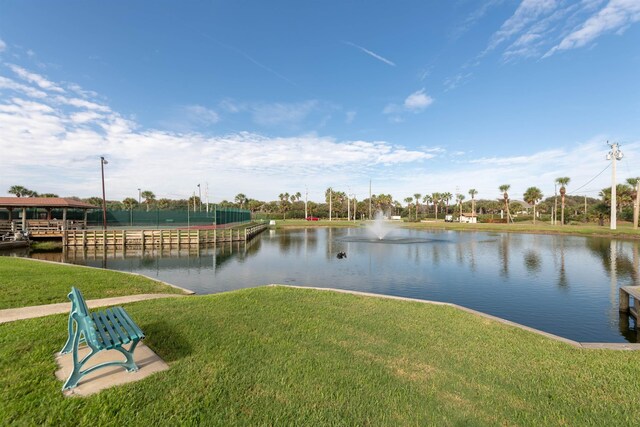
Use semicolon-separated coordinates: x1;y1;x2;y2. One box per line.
0;197;98;210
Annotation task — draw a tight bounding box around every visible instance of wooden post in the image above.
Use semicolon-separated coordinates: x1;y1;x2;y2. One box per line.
160;230;164;248
197;229;201;245
141;230;145;250
62;208;68;231
123;230;127;247
21;207;26;232
620;288;630;312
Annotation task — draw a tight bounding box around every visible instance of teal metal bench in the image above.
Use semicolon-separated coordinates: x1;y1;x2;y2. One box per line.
60;287;145;390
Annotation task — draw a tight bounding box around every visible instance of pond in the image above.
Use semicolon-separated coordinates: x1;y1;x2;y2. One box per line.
6;226;640;343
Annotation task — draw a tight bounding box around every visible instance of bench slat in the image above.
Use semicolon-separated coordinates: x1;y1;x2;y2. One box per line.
105;308;130;345
96;310;122;349
90;312;110;348
113;307;144;340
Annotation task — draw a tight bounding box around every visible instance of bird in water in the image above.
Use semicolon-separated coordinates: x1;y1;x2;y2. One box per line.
336;251;347;259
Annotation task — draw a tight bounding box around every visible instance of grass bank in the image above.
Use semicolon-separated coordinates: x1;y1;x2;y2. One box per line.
0;257;186;309
271;218;640;239
2;286;640;425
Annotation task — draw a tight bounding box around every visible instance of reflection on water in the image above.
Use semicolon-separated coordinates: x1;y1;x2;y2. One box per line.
7;227;640;343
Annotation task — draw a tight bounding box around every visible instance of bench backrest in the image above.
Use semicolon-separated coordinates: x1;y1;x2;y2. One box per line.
67;287;100;347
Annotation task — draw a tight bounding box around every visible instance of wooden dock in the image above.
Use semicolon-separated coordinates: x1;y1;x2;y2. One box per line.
619;286;640;319
62;223;267;247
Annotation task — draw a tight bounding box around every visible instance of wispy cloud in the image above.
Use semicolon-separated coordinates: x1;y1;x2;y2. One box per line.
450;0;508;41
483;0;559;56
443;72;473;91
480;0;639;60
544;0;640;57
345;110;357;124
8;64;65;93
217;99;323;128
0;39;6;53
343;41;396;67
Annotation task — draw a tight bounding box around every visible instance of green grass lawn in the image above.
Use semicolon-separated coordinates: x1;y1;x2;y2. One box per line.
0;257;186;309
274;218;640;239
2;286;640;425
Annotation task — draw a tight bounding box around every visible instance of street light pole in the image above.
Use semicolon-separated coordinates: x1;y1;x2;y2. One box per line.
138;188;141;204
100;156;108;230
607;142;623;230
197;184;201;212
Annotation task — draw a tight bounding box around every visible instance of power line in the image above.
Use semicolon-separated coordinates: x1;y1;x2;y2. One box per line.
568;163;611;195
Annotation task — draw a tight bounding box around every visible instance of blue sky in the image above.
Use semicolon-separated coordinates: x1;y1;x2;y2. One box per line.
1;0;639;203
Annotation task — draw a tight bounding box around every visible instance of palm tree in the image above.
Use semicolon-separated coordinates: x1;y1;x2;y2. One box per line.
122;197;138;210
8;185;29;197
279;192;290;219
442;192;453;214
555;177;570;225
431;193;440;220
234;193;247;208
627;177;640;229
422;195;432;217
413;193;421;220
468;189;478;216
523;187;543;224
499;184;511;223
141;190;156;212
404;197;413;219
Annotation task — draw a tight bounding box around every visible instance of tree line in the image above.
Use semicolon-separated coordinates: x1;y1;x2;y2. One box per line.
7;176;640;224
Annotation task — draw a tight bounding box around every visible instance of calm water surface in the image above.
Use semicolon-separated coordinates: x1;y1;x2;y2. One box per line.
11;227;640;343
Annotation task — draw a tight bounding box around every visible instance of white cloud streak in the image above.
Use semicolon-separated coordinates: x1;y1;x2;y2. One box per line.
343;41;396;66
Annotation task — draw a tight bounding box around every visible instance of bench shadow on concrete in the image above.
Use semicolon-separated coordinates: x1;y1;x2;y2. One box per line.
142;321;193;362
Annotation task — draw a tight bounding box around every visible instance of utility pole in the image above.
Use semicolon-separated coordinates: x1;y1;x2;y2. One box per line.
347;193;350;221
329;188;332;222
607;142;623;230
100;157;108;230
584;195;587;223
304;187;308;219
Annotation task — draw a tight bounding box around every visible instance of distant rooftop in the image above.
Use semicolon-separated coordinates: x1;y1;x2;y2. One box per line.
0;197;98;209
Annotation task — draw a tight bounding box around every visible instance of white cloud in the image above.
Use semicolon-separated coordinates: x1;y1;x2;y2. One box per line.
8;64;65;93
383;89;434;121
0;39;6;52
0;76;47;98
0;65;438;201
545;0;640;56
403;89;434;111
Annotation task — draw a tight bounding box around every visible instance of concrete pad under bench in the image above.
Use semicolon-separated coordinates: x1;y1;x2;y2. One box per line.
55;342;169;397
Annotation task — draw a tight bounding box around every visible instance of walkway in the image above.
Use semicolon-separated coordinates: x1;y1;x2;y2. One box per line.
0;293;186;324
